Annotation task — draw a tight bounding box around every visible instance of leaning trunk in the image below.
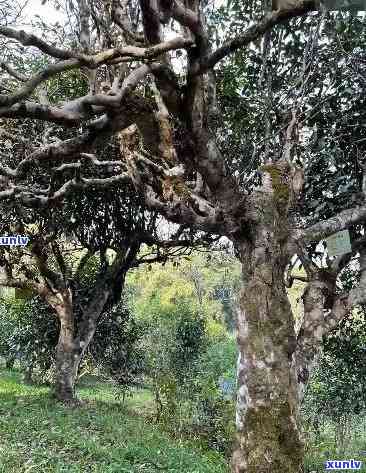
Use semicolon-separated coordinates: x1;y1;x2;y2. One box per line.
232;162;303;473
74;283;119;368
295;271;334;402
73;264;131;364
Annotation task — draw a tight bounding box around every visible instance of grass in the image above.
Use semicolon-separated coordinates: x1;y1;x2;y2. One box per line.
1;369;366;473
304;419;366;473
0;369;229;473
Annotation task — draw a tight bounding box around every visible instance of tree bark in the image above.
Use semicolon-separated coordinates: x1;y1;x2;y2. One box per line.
54;301;80;402
294;271;334;401
53;297;106;402
232;163;303;473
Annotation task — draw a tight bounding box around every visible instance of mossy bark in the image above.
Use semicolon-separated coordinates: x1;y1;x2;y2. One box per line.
232;163;303;473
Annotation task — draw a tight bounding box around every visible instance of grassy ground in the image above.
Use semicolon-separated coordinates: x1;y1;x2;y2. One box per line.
0;369;229;473
304;419;366;473
1;369;365;473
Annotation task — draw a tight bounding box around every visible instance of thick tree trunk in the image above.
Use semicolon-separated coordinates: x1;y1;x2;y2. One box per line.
232;163;303;473
54;305;80;402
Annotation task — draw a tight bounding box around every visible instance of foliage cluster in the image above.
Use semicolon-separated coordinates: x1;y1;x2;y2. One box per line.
303;309;366;423
0;296;58;383
127;253;239;454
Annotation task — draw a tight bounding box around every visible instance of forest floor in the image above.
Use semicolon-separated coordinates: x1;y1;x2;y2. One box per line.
0;369;229;473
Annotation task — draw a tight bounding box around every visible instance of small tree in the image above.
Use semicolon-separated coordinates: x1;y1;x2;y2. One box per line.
0;283;145;394
0;183;200;401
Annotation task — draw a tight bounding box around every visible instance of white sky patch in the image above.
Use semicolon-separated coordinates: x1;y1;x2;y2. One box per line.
23;0;226;24
23;0;65;25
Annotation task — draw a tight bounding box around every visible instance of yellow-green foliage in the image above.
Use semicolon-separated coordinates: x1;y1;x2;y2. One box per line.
127;250;241;327
206;319;228;341
128;263;220;323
